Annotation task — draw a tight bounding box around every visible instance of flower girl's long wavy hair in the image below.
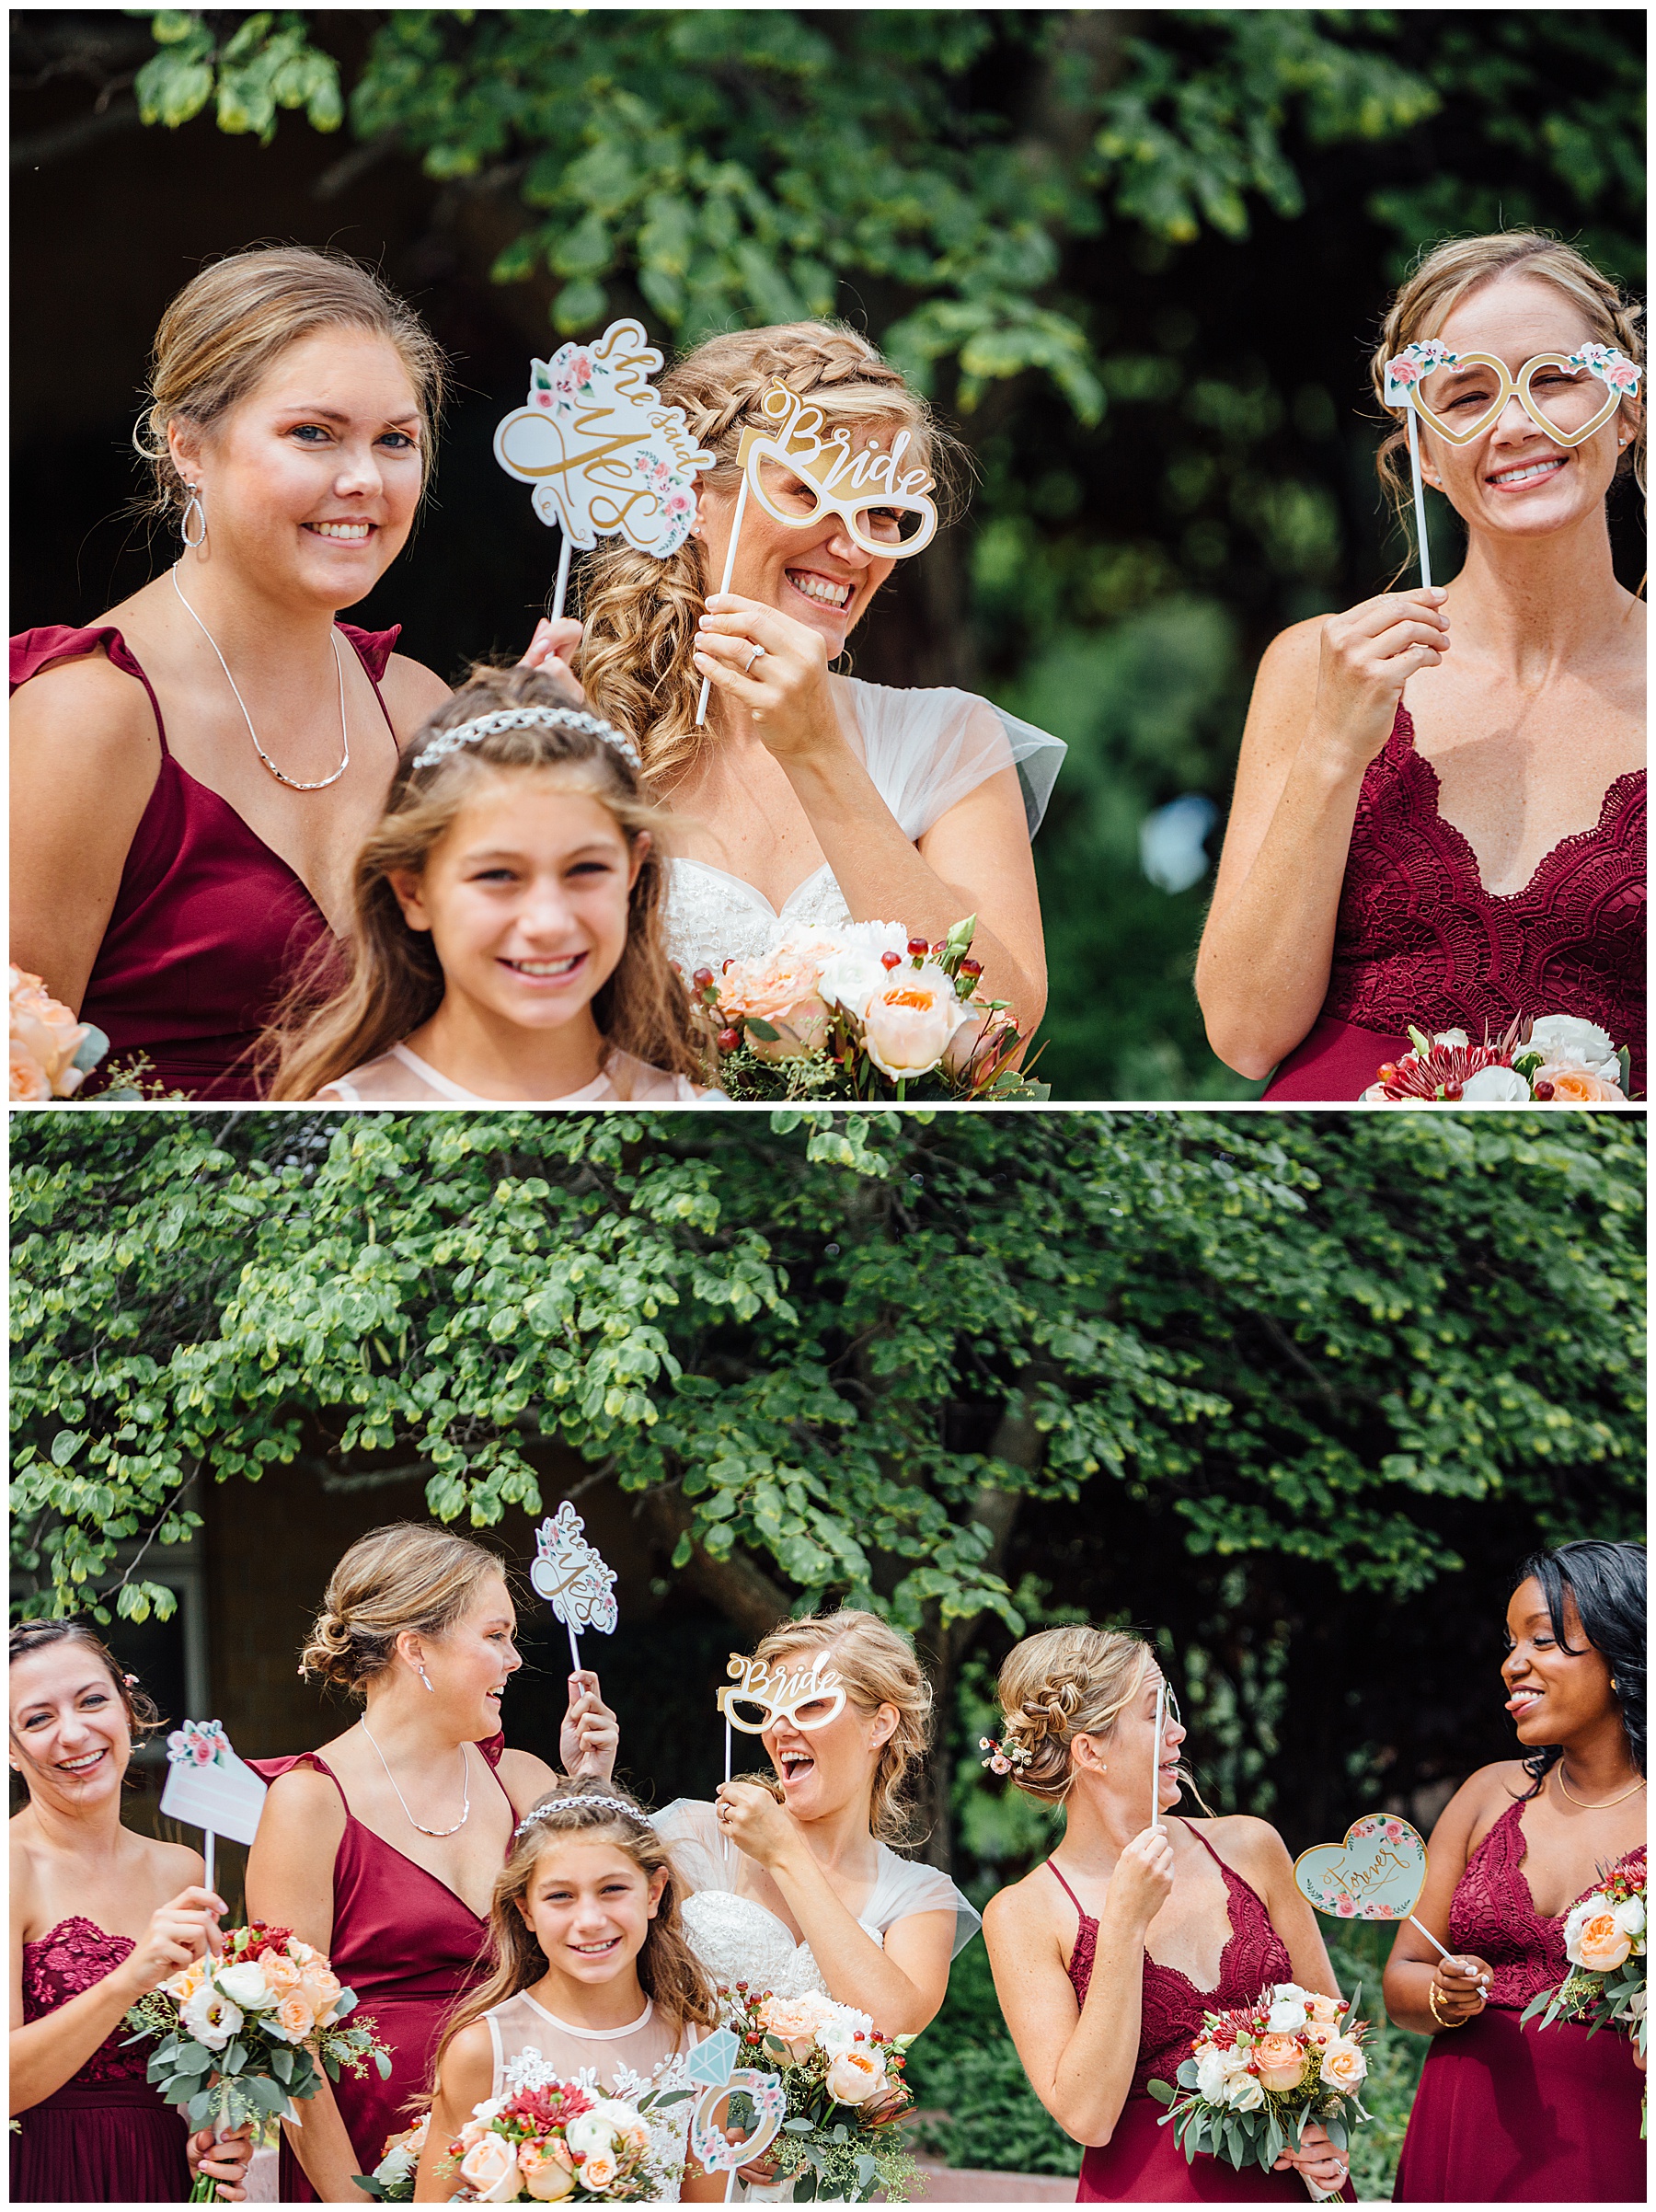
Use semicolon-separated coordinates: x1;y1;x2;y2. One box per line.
265;663;700;1099
428;1783;716;2096
578;322;959;792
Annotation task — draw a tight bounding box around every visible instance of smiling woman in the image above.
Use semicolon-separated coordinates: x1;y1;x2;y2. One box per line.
8;246;455;1099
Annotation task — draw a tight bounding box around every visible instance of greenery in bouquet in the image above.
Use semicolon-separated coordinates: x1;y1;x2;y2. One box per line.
725;1984;917;2204
352;2113;428;2201
1147;1979;1371;2182
432;2068;679;2202
690;916;1047;1101
1362;1016;1633;1105
124;1921;391;2199
1521;1854;1647;2061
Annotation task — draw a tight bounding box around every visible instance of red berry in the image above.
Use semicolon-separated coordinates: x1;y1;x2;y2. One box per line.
960;957;983;978
880;950;902;970
1534;1079;1555;1100
1376;1062;1397;1084
1443;1084;1463;1101
692;966;715;989
718;1028;742;1052
906;936;929;956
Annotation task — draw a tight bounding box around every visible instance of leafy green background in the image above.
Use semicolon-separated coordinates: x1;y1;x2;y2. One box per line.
12;9;1646;1095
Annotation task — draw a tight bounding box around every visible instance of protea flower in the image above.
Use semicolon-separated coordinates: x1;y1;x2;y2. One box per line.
1369;1021;1529;1103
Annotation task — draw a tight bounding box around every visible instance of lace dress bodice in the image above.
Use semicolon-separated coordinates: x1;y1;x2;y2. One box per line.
20;1918;152;2090
1448;1798;1647;2012
664;675;1065;979
484;1992;698;2200
320;1043;709;1105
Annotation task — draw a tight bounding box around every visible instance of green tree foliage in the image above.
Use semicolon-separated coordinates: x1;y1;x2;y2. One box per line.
12;1111;1641;1632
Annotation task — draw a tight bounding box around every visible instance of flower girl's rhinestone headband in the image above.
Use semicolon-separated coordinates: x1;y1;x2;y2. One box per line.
411;705;643;775
513;1792;641;1839
979;1733;1033;1774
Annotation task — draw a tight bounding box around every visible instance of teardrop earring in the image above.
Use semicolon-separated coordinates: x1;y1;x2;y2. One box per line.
180;485;207;550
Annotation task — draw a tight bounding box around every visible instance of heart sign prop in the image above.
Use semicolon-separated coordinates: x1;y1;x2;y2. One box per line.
685;2025;788;2187
1294;1813;1452;1960
531;1501;619;1675
160;1719;268;1895
494;317;715;620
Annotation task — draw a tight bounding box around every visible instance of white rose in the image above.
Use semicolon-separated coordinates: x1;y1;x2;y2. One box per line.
586;2099;649;2152
814;2006;875;2059
816;923;909;1022
1266;1998;1308;2033
179;1984;243;2052
1612;1895;1646;1941
458;2132;521;2203
1273;1983;1308;2004
1194;2044;1232;2103
375;2146;417;2188
1224;2070;1265;2112
1460;1064;1531;1102
213;1962;278;2012
1527;1015;1617;1074
563;2114;616;2159
1432;1029;1471;1050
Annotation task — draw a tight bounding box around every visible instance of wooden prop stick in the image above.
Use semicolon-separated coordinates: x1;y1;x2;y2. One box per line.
1406;409;1433;593
696;474;750;729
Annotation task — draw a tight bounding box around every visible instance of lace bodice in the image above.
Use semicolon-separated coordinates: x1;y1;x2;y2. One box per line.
320;1043;709;1104
20;1917;152;2089
1053;1826;1294;2100
1324;707;1646;1086
1449;1797;1648;2011
485;1996;698;2200
664;674;1064;980
680;1890;834;1999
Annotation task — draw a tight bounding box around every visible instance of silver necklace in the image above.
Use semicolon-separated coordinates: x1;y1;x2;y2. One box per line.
359;1716;471;1838
171;564;351;791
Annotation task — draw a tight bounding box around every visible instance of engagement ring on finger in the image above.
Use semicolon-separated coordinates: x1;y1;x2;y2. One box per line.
743;643;766;674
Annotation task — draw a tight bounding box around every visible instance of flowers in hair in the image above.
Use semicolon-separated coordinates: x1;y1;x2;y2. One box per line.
979;1734;1033;1775
411;706;642;775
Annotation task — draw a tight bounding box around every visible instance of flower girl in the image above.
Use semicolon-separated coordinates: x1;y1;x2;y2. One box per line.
267;666;712;1102
411;1785;723;2202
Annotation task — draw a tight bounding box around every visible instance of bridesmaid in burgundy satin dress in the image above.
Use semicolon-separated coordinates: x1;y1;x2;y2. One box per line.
9;1620;251;2203
1197;232;1643;1101
1386;1540;1645;2203
983;1626;1355;2204
246;1524;617;2202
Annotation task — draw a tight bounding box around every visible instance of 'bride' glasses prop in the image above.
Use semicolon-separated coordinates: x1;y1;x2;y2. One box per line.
1294;1812;1454;1961
160;1718;268;1896
495;317;716;623
714;1651;846;1863
694;380;941;727
531;1500;619;1676
1384;339;1641;590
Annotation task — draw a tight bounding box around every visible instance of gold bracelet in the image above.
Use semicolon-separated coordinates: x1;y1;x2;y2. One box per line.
1427;1982;1464;2031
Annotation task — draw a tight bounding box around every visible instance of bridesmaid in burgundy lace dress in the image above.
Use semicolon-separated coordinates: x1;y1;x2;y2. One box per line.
1386;1540;1645;2202
9;1619;251;2203
1198;232;1643;1101
246;1525;618;2202
983;1626;1355;2203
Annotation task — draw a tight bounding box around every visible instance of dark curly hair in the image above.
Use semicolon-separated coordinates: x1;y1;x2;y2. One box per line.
1512;1540;1646;1799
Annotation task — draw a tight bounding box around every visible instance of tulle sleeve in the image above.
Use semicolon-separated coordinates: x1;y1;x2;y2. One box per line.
650;1797;736;1897
834;676;1067;842
868;1847;983;1959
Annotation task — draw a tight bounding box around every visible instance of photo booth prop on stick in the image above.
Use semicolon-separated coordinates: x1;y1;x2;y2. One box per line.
686;2023;788;2201
159;1719;268;1895
694;381;942;727
1384;340;1642;590
1294;1812;1453;1960
494;318;716;621
715;1651;846;1863
531;1501;619;1676
1149;1677;1167;1834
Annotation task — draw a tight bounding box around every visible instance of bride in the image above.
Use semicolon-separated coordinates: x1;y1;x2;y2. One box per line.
524;322;1064;1039
653;1609;977;2195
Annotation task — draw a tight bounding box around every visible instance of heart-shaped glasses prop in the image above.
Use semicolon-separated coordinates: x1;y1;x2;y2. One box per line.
160;1718;268;1897
1293;1813;1453;1961
694;381;940;726
714;1652;846;1863
495;317;716;622
530;1501;619;1676
1383;340;1641;589
686;2024;788;2200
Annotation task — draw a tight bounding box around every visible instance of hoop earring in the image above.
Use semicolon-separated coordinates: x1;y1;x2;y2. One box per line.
180;487;206;549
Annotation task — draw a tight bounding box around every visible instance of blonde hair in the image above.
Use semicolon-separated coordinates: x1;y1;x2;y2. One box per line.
298;1523;507;1697
133;244;447;524
431;1782;716;2090
751;1608;933;1845
1370;231;1646;523
995;1626;1152;1803
579;322;955;790
264;663;702;1100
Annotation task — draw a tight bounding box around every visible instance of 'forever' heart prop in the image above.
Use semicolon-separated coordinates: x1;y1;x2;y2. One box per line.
1294;1813;1453;1960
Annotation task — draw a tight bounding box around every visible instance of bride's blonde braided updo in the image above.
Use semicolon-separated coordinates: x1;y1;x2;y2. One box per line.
994;1626;1152;1802
578;321;955;792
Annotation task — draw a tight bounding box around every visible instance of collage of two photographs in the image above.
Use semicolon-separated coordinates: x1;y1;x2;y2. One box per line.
9;10;1646;2210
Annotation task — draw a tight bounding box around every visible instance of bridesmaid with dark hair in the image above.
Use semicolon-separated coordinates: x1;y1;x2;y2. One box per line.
9;1619;253;2203
1386;1539;1646;2203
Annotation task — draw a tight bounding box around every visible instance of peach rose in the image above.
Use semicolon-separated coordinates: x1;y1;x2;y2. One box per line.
518;2141;575;2202
1535;1065;1627;1104
718;937;837;1059
824;2044;888;2105
10;1039;51;1102
458;2131;520;2202
260;1953;302;1997
164;1958;208;2004
298;1963;341;2021
1305;1992;1344;2024
861;967;966;1080
579;2148;617;2193
758;1992;836;2061
1304;2021;1337;2052
272;1991;317;2044
1319;2037;1368;2092
9;968;91;1100
1253;2033;1309;2093
1574;1909;1634;1973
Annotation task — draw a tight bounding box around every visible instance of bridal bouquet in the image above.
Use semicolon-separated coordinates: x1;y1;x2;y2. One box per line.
10;966;107;1100
124;1922;391;2200
1361;1016;1632;1104
1521;1855;1646;2128
1146;1980;1370;2199
688;916;1046;1101
723;1985;917;2203
432;2072;674;2202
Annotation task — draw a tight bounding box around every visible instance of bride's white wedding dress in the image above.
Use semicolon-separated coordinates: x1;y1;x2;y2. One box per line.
664;675;1066;975
650;1800;982;2203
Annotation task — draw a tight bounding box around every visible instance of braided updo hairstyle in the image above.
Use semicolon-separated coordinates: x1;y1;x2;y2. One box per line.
1369;231;1645;532
297;1523;507;1698
578;321;956;790
994;1625;1153;1802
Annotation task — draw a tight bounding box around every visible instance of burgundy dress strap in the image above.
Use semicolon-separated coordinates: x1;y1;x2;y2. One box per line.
1046;1858;1098;2006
